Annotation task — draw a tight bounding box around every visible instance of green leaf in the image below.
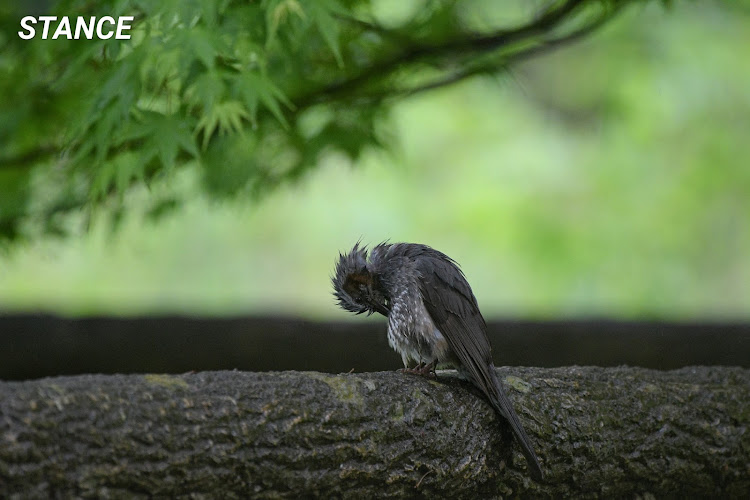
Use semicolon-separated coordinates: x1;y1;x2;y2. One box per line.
195;100;249;149
169;25;219;73
264;0;306;48
308;0;345;67
89;159;118;201
115;152;144;195
68;49;143;167
185;71;226;111
190;27;218;70
119;111;200;170
234;72;292;128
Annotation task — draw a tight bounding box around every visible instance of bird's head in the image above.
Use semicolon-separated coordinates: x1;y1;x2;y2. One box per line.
332;242;390;317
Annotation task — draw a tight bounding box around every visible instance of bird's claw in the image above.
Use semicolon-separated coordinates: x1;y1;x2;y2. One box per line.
400;360;437;378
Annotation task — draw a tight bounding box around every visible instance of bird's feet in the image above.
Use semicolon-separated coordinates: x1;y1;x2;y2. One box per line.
400;360;437;378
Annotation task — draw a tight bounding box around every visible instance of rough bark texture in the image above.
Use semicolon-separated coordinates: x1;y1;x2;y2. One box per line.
1;366;748;498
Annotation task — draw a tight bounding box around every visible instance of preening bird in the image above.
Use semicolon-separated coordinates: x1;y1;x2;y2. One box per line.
332;242;544;481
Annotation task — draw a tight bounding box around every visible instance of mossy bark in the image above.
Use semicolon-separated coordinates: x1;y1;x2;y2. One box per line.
1;367;748;498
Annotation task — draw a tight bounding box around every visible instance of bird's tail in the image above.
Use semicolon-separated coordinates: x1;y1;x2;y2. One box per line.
487;368;544;481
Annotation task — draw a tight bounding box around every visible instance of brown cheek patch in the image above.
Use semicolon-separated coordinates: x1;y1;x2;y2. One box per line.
344;272;371;295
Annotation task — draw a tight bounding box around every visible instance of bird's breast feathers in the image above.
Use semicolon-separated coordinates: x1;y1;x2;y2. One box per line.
387;297;451;366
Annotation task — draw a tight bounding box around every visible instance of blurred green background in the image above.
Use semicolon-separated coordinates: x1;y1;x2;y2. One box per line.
1;1;749;320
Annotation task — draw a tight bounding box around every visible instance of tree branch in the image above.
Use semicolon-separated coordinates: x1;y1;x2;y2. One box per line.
293;0;594;109
1;366;747;497
386;8;621;100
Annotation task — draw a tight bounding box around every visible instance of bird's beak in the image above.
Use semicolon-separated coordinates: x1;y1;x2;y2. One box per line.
372;302;390;317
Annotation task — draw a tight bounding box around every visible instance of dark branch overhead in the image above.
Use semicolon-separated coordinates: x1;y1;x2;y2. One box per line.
293;0;600;107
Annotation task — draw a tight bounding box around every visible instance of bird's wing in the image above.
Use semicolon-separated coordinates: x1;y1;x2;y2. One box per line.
415;250;544;480
414;249;493;384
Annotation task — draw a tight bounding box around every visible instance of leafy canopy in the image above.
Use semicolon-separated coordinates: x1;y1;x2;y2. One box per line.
0;0;661;241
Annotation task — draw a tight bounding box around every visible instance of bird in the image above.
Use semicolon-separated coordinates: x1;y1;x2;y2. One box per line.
332;241;544;481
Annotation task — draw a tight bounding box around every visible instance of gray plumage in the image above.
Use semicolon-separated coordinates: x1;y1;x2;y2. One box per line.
332;242;544;481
